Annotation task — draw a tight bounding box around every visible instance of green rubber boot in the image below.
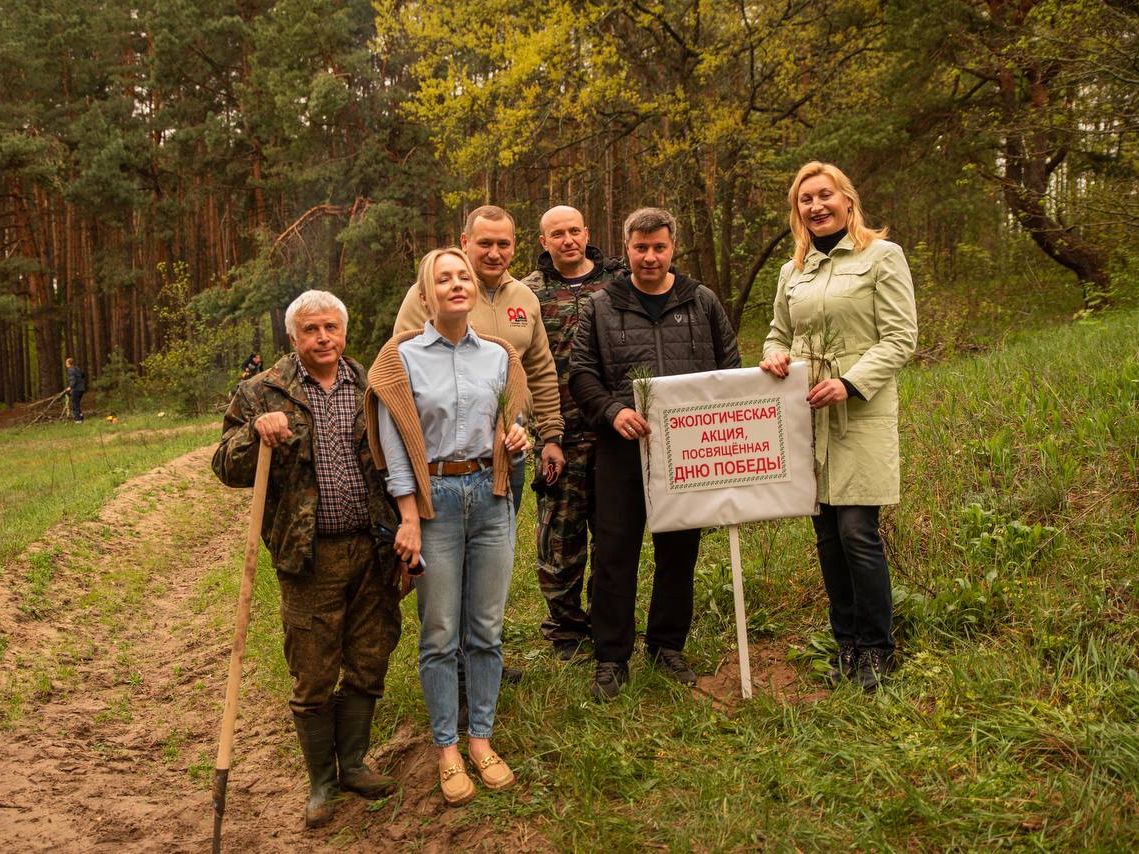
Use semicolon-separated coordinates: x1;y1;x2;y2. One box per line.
293;705;339;828
334;691;397;799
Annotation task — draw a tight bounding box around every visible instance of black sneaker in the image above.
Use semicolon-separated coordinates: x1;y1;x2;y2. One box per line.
648;648;696;685
590;661;629;701
825;641;858;687
854;647;895;692
552;639;590;661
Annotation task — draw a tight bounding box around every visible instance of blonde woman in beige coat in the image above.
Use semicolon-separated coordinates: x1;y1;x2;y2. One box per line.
761;162;918;691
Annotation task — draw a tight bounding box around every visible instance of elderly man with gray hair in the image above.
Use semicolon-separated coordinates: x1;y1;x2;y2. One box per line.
569;208;741;701
213;290;403;828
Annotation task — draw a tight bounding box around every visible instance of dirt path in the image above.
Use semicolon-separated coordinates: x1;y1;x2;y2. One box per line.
0;443;823;852
0;445;548;852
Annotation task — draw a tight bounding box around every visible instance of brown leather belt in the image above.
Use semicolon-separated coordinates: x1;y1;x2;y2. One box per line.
429;458;492;476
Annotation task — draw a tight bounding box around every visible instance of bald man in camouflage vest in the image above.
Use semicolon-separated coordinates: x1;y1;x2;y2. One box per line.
521;206;625;660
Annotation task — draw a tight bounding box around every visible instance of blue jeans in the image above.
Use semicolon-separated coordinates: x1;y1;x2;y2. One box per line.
416;468;515;746
510;457;524;515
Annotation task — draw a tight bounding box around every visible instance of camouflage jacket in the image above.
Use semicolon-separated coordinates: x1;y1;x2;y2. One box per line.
521;245;625;443
211;354;399;577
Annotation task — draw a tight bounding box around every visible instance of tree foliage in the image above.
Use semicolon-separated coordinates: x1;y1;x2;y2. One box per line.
1;0;1135;405
886;0;1139;307
380;0;894;325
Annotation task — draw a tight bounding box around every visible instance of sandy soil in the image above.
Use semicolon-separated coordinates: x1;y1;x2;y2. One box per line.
0;443;822;851
695;642;829;712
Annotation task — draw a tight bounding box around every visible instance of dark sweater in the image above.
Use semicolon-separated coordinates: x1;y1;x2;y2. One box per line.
811;228;848;256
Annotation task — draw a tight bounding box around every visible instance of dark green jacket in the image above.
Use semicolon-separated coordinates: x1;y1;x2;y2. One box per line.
211;354;399;576
520;245;625;442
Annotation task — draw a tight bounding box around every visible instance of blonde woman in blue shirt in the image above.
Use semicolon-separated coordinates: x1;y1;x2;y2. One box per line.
366;248;529;806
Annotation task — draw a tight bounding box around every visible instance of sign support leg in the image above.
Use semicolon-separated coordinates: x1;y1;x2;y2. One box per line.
728;524;752;699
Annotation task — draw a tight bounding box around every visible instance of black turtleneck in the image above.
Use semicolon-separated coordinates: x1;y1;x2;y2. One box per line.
812;227;848;256
808;226;864;401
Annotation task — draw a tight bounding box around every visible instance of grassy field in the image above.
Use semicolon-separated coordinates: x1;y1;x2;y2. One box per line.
4;307;1137;848
0;414;220;567
214;308;1138;849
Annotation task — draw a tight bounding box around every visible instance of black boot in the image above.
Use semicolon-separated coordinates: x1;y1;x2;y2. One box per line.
825;641;858;687
854;647;895;692
334;691;397;799
293;705;339;828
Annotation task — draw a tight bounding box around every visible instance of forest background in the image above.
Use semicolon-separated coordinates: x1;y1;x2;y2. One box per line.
1;0;1137;411
2;3;1138;847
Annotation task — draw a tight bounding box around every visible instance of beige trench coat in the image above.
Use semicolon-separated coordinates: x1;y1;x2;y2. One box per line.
763;236;918;506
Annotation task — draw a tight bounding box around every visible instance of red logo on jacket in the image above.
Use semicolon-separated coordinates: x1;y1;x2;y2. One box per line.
506;307;528;324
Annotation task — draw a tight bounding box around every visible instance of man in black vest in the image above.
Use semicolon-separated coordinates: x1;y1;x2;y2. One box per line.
569;207;740;701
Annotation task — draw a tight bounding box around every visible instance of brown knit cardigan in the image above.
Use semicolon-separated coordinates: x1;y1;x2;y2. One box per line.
364;328;529;520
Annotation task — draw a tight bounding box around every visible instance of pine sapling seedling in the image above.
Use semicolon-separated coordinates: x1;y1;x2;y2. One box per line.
629;363;655;506
795;318;845;480
795;317;845;389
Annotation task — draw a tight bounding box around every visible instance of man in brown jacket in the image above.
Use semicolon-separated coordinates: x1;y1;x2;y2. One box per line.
393;205;566;508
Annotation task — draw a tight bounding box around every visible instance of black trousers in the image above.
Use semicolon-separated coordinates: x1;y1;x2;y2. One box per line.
69;389;84;422
591;431;701;663
811;503;894;652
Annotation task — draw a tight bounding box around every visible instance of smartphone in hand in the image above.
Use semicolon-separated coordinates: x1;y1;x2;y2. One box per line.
405;555;426;576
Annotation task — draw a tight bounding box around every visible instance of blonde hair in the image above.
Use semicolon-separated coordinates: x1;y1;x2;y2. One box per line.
788;162;888;270
415;248;477;319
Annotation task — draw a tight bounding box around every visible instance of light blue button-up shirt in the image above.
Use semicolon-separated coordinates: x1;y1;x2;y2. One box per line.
376;322;509;498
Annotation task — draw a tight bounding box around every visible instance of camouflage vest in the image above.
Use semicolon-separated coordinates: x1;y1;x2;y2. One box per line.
522;251;625;442
212;354;399;576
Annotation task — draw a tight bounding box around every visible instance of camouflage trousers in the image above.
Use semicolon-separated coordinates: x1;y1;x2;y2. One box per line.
277;531;402;716
536;440;596;643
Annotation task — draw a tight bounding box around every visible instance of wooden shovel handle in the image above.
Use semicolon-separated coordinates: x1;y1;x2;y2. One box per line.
211;440;271;848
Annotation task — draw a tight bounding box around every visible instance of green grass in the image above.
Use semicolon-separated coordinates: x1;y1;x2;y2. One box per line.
19;548;59;618
0;419;226;728
199;308;1138;848
7;307;1137;847
0;413;219;565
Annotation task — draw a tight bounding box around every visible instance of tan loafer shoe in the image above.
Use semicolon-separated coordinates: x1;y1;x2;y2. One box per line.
439;762;476;807
471;751;515;790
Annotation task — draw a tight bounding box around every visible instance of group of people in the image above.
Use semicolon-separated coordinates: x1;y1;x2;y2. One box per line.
212;161;917;822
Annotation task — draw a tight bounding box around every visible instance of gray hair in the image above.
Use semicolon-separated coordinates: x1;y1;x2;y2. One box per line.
623;207;678;243
285;290;349;338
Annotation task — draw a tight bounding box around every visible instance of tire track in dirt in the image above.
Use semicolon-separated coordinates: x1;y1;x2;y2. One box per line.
0;444;551;852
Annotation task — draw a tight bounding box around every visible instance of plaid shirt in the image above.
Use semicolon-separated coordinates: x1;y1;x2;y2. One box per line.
296;356;371;535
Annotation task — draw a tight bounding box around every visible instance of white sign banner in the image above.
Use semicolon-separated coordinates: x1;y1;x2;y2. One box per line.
635;364;817;532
